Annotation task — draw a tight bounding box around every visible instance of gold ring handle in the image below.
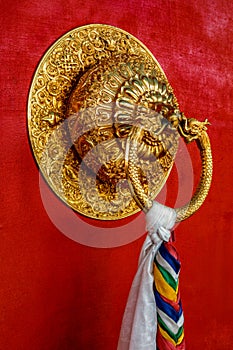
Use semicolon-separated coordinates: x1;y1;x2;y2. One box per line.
125;115;213;222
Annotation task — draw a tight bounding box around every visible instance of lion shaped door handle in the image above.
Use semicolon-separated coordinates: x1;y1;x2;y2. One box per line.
28;24;212;221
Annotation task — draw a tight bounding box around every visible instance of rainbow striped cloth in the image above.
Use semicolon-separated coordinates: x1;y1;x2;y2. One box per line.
154;242;185;349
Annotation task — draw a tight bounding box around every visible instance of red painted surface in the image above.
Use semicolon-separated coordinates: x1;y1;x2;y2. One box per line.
1;1;233;349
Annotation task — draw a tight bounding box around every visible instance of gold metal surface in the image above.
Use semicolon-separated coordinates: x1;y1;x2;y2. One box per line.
28;24;212;221
28;24;179;219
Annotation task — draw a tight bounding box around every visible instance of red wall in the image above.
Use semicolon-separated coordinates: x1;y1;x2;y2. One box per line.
1;0;233;349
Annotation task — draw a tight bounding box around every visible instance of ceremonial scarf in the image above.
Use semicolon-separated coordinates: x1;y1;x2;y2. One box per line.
118;201;185;350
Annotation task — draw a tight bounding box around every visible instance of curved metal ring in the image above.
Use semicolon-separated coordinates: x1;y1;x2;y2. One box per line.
125;122;213;222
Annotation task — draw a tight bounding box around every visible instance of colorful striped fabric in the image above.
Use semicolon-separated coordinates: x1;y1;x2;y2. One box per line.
154;242;185;349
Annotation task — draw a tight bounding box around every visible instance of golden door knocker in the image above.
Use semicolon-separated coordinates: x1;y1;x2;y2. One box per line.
27;24;212;220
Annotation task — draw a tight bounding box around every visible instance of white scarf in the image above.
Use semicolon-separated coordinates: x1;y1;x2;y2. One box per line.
117;201;177;350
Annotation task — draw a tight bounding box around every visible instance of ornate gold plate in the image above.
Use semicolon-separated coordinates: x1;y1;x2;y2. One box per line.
27;24;212;221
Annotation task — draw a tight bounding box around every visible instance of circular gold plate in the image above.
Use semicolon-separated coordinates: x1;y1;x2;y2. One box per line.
27;24;178;220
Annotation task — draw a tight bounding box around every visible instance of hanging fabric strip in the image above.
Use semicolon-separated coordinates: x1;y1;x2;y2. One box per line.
154;242;185;349
117;201;180;350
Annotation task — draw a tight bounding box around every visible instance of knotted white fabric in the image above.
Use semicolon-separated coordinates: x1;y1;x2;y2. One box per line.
117;201;177;350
